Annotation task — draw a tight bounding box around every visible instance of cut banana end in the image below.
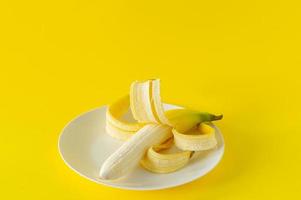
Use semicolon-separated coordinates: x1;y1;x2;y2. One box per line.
173;123;217;151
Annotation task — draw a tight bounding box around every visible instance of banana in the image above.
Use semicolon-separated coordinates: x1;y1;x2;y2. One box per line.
99;124;172;180
100;79;223;180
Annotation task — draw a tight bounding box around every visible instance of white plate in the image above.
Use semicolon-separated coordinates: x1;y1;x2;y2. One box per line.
58;104;224;190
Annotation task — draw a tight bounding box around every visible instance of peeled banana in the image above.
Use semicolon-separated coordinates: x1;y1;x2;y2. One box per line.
99;124;172;179
100;79;223;180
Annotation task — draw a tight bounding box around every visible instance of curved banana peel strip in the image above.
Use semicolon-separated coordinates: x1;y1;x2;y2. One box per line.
101;79;222;179
173;123;217;151
151;79;172;126
140;145;191;173
105;122;135;141
106;95;143;132
130;80;158;123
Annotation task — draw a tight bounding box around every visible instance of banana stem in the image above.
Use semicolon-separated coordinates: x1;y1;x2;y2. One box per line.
212;114;223;121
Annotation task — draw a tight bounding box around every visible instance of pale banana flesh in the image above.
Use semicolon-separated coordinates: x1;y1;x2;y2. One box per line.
99;79;223;180
99;124;172;180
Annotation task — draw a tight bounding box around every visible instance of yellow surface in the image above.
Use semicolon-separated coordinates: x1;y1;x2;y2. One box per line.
0;0;300;199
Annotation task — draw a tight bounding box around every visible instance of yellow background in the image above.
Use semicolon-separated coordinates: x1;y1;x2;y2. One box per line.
1;0;300;199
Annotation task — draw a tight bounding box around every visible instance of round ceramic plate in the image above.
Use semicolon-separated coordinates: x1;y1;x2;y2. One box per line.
58;104;224;190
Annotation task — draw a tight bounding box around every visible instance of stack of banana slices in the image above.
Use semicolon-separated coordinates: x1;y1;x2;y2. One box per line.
99;79;222;180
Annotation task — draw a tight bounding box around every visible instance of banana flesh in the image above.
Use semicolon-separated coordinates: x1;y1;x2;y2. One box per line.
99;124;172;180
100;79;223;180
